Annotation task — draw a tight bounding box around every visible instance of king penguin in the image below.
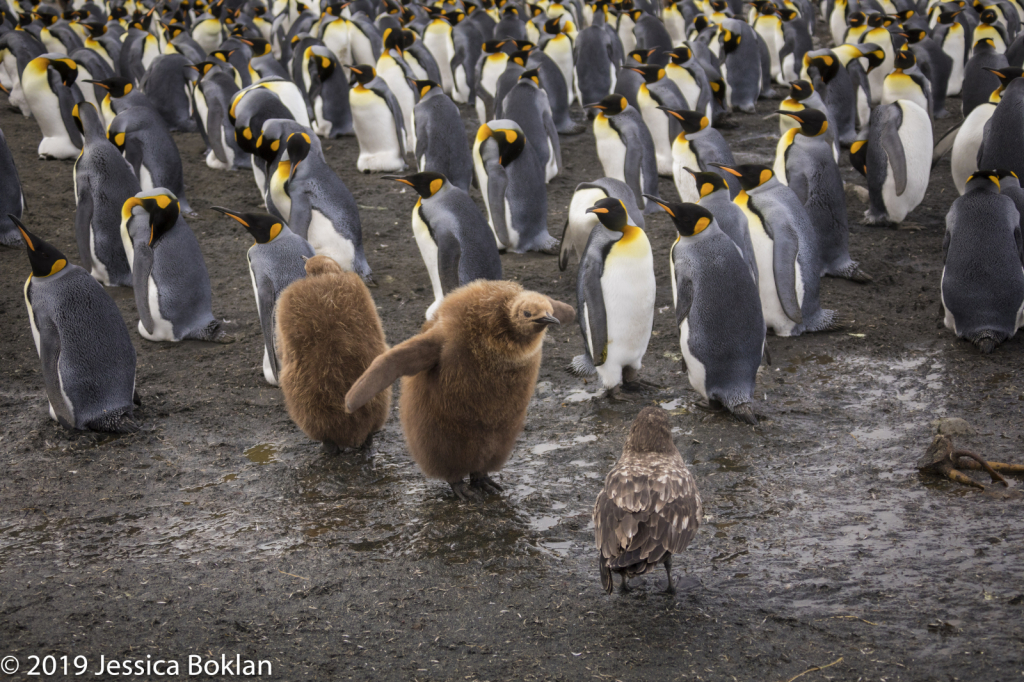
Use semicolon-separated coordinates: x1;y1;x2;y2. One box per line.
0;125;26;247
15;217;140;433
384;171;503;320
559;178;646;272
107;106;194;215
22;54;82;159
121;189;233;343
412;79;473;192
569;197;657;400
500;67;562;182
718;19;763;113
661;107;737;202
646;199;765;424
348;63;407;173
588;94;660;213
688;169;757;281
211;207;315;385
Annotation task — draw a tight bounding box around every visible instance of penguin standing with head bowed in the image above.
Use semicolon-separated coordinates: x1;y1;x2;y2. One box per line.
501;67;562;182
778;80;837;159
472;119;559;254
714;163;837;337
660;107;736;202
384;171;502;320
121;189;233;343
211;207;315;385
348;63;407;173
230;87;296;194
307;45;353;138
570;197;656;401
559;178;646;272
588;94;660;214
22;54;82;159
718;19;762;113
776;109;871;282
286;131;374;283
72;102;141;288
412;79;473;192
646;198;765;424
941;170;1024;353
139;53;200;132
573;25;616;114
107;106;194;216
15;218;140;434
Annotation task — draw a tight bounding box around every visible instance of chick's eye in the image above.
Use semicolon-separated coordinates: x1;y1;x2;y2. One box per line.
523;310;531;317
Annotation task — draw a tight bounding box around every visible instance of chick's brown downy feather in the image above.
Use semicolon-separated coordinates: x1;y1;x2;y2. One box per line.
276;256;390;449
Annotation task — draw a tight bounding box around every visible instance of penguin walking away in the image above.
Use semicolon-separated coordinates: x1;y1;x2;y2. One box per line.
661;107;736;202
22;54;82;159
941;170;1024;352
212;207;315;385
286;132;373;282
647;199;765;424
589;94;660;214
276;255;391;456
718;19;762;113
776;109;871;282
569;197;657;400
345;279;575;501
0;126;25;247
14;218;140;433
108;106;194;215
559;178;646;272
593;407;703;594
715;163;837;337
573;25;616;115
121;190;233;343
413;80;473;192
348;64;407;173
384;171;503;319
963;38;1008;117
472;120;560;254
501;68;562;182
979;73;1024;180
73;102;141;288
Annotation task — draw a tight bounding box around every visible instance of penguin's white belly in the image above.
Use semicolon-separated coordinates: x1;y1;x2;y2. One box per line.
452;63;470;103
595;125;627;181
270;175;291;220
423;30;454;93
749;219;798;336
88;227;111;285
139;274;177;341
313;96;332;138
308;208;356;271
596;253;655;388
504;198;521;249
24;84;78;160
882;101;931;223
263;347;278;386
951;104;992;194
139;164;154;191
412;209;444;319
671;139;700;202
379;64;415;146
546;46;575;103
721;62;733;108
679;318;708;399
565;188;606;264
944;33;965;95
253;161;267;195
640;102;673;176
545;136;558;182
351;91;405;172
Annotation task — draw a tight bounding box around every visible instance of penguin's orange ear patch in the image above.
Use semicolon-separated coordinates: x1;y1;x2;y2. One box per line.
429;178;443;194
692;216;710;234
759;169;773;185
700;182;715;197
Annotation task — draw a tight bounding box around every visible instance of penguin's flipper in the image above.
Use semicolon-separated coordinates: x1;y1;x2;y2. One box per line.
205;93;228;164
577;247;609;366
482;146;511;246
771;224;804;325
558;218;571;272
673;267;693;330
123;137;146;178
542;106;563;172
877;105;907;196
36;307;74;428
53;72;83;150
288;192;312;238
258;275;280;382
345;326;444;412
437;232;462;294
134;244;157;334
932;122;960;168
375;82;407;156
74;177;95;276
621;137;645;212
545;297;577;324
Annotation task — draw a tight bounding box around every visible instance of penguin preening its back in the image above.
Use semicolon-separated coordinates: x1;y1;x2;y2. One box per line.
559;178;646;272
121;189;233;343
211;207;315;386
15;217;140;434
307;45;354;139
570;197;657;399
594;407;703;594
647;199;765;425
345;280;576;501
384;171;502;320
941;170;1024;353
276;255;391;456
501;67;563;182
140;53;199;132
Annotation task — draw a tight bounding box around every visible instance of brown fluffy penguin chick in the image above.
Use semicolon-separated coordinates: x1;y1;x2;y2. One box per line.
276;256;391;457
345;280;575;500
593;407;703;595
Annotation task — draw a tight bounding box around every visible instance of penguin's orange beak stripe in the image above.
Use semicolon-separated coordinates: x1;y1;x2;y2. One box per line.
392;178;414;186
719;166;743;177
587;208;608;214
18;225;34;251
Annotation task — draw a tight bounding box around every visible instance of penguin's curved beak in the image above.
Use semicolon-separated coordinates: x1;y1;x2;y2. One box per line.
585;207;608;214
584;102;605;110
537;312;560;325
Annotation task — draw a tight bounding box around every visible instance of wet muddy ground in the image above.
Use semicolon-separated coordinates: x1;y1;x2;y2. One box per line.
2;72;1024;680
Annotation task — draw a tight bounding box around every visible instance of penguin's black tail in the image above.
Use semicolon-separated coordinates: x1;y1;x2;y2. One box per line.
86;410;140;434
567;353;598;378
806;309;842;333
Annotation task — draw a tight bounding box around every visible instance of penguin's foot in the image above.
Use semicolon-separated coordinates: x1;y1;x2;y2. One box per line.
195;320;235;343
535;235;561;255
974;335;999;354
694;400;727;414
133;390;143;406
359;434;377;462
469;472;503;495
86;410;140;434
606;386;639;402
322;440;340;455
449;480;486;502
729;403;758;425
862;210;894;227
830;261;873;283
362;273;377;287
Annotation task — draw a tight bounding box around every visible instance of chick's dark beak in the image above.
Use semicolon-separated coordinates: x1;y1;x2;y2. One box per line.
537;312;560;325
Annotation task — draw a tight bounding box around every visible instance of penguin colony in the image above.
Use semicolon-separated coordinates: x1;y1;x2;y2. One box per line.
2;0;1024;594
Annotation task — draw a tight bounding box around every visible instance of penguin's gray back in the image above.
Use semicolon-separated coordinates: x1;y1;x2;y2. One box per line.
110;107;190;211
499;135;556;252
140;53;198;132
609;107;660;210
420;186;503;289
699;190;756;279
574;26;615;108
415;90;474;192
962;46;1008;116
501;80;560;176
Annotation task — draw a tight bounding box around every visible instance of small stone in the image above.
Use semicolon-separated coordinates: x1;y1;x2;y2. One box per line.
534;381;552;396
932;417;974;436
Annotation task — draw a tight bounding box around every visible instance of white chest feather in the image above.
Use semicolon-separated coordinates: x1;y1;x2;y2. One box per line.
308;208;355;271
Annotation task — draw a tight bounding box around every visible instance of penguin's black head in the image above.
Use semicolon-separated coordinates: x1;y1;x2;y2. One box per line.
712;163;775;191
412;79;440;97
965;169;1002;191
312;50;336;80
254;131;283;162
857;43;887;71
669;45;692;64
285;132;313;171
384;172;448;198
980;7;998;23
33;7;60;25
847;11;866;26
381;27;401;51
123;193;181;246
710;0;729;11
586;198;629;232
692;15;710;32
235;122;260;153
893;49;915;71
629;64;665;84
897;8;916;21
211;49;235;64
490;125;525;166
445;9;465;24
240;37;270;56
502;5;518;15
904;28;927;44
109;6;128;20
658;107;709;134
211;207;284;244
519;68;541;86
758;1;778;15
12;216;69;278
937;8;962;24
720;26;742;53
348;64;376;86
865;12;891;28
586;93;628;115
514;40;535;52
975;37;996;51
994;168;1021;189
482;39;506;53
86;76;133;97
46;58;79;87
686;168;731;197
164;23;187;39
985;67;1024;90
510;49;531;67
779;7;800;21
86;22;109;38
788;79;813;102
399;28;418;49
849;139;868;177
543;17;562;34
643;198;714;238
627;48;649;64
779;108;828;137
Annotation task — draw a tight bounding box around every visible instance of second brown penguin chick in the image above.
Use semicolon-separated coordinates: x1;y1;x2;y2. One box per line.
345;280;576;500
276;256;391;458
